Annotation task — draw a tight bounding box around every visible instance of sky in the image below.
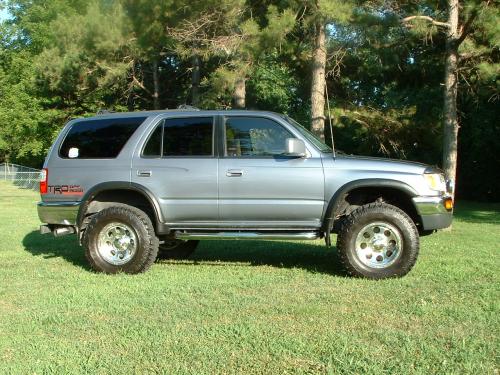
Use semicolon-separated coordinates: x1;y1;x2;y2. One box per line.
0;7;10;22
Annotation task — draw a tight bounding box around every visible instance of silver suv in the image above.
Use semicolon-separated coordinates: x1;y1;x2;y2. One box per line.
37;110;453;278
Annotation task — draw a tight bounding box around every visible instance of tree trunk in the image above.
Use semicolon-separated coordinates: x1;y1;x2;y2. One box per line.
442;0;459;196
310;22;327;141
191;55;200;107
152;60;160;110
233;78;246;109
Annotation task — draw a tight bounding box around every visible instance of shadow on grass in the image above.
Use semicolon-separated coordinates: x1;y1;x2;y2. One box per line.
23;231;343;275
453;201;500;224
171;240;344;276
22;231;91;271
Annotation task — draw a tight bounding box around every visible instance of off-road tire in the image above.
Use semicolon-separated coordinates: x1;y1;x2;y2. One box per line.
157;239;199;260
83;206;159;274
336;202;419;279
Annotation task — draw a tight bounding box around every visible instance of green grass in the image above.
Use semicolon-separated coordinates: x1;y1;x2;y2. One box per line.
0;180;499;374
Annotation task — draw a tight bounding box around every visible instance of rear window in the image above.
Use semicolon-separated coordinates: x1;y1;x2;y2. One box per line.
59;117;147;159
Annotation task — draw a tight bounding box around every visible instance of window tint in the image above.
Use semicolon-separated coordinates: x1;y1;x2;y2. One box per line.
162;117;213;156
143;123;163;157
225;117;293;157
60;117;146;158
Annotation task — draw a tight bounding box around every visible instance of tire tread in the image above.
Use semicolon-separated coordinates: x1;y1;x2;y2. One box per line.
336;202;419;279
83;205;159;274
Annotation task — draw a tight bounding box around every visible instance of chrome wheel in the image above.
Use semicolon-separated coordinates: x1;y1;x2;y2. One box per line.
354;221;402;269
97;222;137;265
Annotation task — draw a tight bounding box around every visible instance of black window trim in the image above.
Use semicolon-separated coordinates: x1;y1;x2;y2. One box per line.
140;116;216;159
221;115;296;159
58;116;147;160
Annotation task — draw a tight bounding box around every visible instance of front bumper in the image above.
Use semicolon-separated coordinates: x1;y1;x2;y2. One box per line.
412;196;453;230
37;201;81;226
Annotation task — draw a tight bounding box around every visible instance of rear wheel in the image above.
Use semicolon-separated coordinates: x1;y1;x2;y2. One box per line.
336;202;419;279
157;239;199;260
83;206;159;274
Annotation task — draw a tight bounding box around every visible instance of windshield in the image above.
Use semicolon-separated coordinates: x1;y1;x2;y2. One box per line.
282;115;332;153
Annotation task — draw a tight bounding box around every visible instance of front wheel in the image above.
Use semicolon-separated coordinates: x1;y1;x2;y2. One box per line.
336;202;419;279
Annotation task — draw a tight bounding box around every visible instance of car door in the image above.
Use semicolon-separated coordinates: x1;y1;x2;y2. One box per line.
131;116;218;223
218;115;325;228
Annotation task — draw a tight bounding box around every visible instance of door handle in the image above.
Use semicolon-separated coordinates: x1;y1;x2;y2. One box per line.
226;169;243;177
137;170;152;177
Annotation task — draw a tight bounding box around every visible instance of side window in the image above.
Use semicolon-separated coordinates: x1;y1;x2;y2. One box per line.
163;117;213;156
142;117;213;157
60;117;146;159
225;117;293;157
142;123;163;157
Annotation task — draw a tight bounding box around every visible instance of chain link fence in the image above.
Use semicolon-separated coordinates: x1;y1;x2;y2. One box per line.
0;163;42;190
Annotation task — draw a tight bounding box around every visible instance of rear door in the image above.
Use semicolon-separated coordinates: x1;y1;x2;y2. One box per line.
131;116;218;223
218;115;325;228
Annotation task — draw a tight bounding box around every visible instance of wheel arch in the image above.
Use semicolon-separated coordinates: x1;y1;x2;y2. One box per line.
77;182;164;233
323;179;419;244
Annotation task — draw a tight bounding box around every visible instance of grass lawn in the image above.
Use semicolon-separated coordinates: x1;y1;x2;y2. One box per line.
0;180;498;374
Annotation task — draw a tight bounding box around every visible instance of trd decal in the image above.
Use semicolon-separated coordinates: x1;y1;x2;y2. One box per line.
48;185;84;195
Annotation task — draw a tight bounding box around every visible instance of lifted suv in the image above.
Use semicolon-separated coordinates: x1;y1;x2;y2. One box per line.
38;110;453;278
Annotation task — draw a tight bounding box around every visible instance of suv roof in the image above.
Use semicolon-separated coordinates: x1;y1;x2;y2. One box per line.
84;109;281;121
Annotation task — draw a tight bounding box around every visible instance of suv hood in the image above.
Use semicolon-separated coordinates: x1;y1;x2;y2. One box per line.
328;154;429;175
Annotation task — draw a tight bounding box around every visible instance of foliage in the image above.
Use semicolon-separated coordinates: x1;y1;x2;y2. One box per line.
0;0;498;199
246;55;299;114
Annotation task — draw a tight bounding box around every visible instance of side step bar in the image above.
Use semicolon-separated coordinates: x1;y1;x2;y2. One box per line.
175;231;320;241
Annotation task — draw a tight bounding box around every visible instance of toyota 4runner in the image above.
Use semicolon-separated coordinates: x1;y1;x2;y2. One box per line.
37;110;453;278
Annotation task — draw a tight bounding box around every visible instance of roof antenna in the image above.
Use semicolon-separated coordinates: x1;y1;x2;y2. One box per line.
325;81;336;159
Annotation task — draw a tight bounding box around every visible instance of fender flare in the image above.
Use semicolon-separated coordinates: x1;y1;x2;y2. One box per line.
76;181;164;228
322;179;418;246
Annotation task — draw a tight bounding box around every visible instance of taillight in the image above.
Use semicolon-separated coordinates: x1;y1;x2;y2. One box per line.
40;168;48;194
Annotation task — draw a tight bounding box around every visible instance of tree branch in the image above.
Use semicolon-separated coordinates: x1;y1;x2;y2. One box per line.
402;15;450;29
131;75;152;96
456;9;478;46
459;50;491;61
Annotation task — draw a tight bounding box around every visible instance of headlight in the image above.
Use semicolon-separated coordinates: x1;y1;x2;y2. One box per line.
423;173;446;192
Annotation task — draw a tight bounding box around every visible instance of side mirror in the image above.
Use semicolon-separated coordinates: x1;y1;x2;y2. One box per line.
284;138;306;157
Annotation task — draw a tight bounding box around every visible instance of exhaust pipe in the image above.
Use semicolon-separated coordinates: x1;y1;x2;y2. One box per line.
53;226;76;237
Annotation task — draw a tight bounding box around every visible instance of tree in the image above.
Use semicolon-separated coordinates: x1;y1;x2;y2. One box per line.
169;2;295;109
122;0;174;109
291;0;353;140
402;0;497;195
0;0;86;164
0;0;497;203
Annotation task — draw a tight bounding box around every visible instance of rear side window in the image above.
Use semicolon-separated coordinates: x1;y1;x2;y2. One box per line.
60;117;147;159
142;124;163;157
142;117;213;157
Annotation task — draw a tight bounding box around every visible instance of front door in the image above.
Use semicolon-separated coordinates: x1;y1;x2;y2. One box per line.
218;115;325;228
131;116;218;223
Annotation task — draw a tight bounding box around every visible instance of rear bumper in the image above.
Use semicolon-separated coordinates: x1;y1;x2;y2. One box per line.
412;196;453;230
37;201;81;226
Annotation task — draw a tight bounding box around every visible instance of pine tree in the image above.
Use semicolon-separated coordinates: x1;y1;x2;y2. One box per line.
290;0;353;140
402;0;498;195
169;2;295;109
